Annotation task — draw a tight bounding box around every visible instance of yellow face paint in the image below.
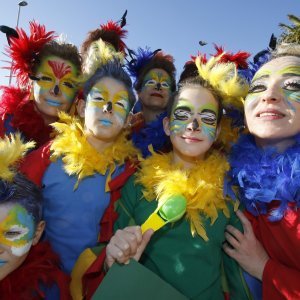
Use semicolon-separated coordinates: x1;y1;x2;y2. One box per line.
142;70;171;90
0;205;35;256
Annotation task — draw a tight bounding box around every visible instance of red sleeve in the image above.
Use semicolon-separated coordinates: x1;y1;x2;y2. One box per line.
263;258;300;299
99;160;137;243
19;142;52;187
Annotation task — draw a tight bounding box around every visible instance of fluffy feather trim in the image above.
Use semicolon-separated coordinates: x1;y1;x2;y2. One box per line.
228;134;300;221
6;21;55;87
50;112;138;190
0;133;35;181
136;151;230;240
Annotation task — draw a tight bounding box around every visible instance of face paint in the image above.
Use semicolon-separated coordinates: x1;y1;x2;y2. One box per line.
0;205;35;257
142;70;172;91
87;82;129;127
244;56;300;141
170;99;218;141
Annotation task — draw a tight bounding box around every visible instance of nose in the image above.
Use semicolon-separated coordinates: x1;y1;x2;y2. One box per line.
51;84;60;96
261;85;282;104
187;118;200;131
103;101;113;113
155;83;161;91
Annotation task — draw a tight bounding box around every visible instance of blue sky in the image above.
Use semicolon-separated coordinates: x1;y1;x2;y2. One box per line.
0;0;299;86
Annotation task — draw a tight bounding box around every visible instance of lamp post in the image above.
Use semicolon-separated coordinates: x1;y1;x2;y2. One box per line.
9;1;28;85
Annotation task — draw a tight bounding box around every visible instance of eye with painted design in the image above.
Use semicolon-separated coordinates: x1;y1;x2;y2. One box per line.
4;226;28;241
248;81;266;94
161;81;170;89
199;109;217;126
62;80;76;89
173;106;192;121
283;80;300;91
144;79;157;87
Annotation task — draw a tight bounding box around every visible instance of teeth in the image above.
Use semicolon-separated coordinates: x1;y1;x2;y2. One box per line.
259;112;281;117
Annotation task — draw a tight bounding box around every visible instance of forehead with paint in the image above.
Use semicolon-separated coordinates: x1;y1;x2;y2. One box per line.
0;203;35;257
142;68;172;90
245;56;300;140
34;55;79;102
170;85;219;140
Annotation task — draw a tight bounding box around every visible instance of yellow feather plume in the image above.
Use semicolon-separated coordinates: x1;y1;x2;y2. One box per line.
82;39;125;78
0;134;35;182
50;112;138;190
195;55;249;111
136;151;230;240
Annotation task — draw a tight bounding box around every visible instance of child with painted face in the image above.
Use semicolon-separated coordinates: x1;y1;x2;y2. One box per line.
127;48;176;157
20;60;138;279
83;56;251;299
0;135;70;299
224;15;300;300
0;21;81;148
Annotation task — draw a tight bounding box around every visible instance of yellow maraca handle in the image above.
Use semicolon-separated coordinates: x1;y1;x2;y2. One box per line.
141;212;166;234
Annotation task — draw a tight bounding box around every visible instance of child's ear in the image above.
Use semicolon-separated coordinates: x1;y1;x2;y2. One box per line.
77;99;86;118
32;221;45;246
163;116;171;136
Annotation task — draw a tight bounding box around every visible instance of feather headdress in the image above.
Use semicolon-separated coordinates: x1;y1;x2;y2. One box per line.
0;134;35;182
195;54;249;111
81;10;128;57
5;21;55;87
126;47;176;91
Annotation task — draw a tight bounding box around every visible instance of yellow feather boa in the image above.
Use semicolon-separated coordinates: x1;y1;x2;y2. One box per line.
50;113;138;190
136;150;230;240
0;134;35;181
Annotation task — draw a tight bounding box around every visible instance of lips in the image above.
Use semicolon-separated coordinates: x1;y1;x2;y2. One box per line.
46;99;61;107
99;119;113;127
256;109;285;120
150;92;163;98
182;136;202;143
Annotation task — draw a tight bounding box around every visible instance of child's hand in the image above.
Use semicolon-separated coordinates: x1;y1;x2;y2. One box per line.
223;210;269;280
105;226;154;268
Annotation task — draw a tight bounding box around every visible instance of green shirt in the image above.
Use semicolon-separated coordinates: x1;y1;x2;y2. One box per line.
114;175;251;300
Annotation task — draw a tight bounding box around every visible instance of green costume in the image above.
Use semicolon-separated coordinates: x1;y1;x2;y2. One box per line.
114;175;250;300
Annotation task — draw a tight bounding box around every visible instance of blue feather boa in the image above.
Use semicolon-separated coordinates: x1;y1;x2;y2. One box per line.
227;134;300;221
132;112;169;158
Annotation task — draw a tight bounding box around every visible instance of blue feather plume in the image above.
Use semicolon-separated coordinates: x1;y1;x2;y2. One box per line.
227;134;300;221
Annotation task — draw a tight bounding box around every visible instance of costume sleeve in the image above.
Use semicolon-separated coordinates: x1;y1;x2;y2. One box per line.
19;142;51;187
222;203;252;300
262;258;300;299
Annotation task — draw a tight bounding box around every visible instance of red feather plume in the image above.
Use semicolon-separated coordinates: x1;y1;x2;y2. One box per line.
100;21;127;52
213;44;251;69
6;21;56;87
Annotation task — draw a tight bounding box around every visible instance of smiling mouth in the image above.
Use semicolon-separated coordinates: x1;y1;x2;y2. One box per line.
150;93;163;98
99;119;113;127
182;136;202;143
46;99;62;107
256;110;285;120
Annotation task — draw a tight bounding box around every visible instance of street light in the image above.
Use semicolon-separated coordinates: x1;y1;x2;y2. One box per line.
9;1;28;85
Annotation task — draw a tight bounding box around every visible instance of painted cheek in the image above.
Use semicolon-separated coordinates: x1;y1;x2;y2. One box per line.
201;123;216;142
60;85;77;103
114;105;127;125
170;118;188;135
87;100;105;111
33;82;48;100
284;90;300;109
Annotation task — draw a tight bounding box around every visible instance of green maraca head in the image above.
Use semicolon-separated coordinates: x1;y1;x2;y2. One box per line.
158;195;187;223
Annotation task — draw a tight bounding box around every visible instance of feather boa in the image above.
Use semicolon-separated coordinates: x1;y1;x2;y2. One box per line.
131;112;169;158
135;151;230;240
50;112;138;190
0;242;70;300
227;134;300;221
0;86;53;147
0;133;34;182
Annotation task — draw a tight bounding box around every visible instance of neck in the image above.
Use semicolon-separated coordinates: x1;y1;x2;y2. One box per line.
85;131;114;153
255;136;296;153
142;107;164;123
171;149;205;169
